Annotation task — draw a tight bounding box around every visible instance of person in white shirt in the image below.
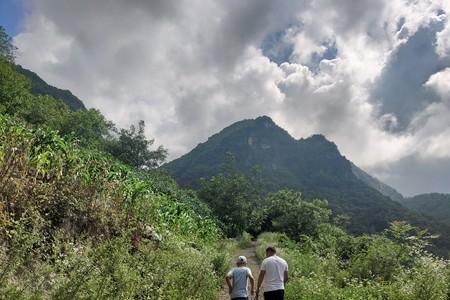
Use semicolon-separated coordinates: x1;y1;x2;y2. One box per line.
256;246;288;300
226;256;255;300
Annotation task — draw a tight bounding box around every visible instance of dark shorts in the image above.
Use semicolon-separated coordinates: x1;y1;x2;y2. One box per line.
264;289;284;300
231;298;248;300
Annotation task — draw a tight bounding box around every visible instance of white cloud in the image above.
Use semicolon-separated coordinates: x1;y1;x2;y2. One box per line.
13;0;450;194
425;67;450;101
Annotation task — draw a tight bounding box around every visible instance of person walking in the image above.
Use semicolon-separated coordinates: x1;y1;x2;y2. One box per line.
226;256;255;300
255;246;288;300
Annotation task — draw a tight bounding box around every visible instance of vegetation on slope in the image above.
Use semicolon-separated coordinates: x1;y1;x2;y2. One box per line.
170;117;450;255
256;228;450;300
164;116;411;234
0;27;228;299
0;112;227;299
401;193;450;225
15;65;87;111
251;191;450;300
351;162;404;203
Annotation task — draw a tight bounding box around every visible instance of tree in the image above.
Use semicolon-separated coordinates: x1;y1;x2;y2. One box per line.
106;120;167;169
198;154;254;237
0;59;32;115
0;26;16;63
56;108;113;147
263;190;332;240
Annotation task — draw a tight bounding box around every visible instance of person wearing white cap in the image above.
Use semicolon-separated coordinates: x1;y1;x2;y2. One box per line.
226;255;255;300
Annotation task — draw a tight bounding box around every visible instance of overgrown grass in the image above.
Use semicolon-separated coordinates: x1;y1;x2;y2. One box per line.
256;231;450;300
0;115;226;299
237;231;253;248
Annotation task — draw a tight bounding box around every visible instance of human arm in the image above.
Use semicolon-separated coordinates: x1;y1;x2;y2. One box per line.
284;261;289;284
226;272;233;294
256;270;265;296
248;271;255;296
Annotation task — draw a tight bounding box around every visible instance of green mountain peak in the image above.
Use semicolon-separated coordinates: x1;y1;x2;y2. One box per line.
164;117;450;255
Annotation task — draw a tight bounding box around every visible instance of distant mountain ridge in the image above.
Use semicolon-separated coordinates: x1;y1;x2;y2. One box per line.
164;116;450;254
400;193;450;225
16;65;86;111
351;163;404;203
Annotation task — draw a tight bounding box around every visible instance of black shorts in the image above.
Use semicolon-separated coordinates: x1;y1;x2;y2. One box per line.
231;297;248;300
264;289;284;300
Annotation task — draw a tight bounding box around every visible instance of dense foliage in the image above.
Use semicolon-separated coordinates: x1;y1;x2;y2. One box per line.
0;115;226;299
0;26;16;63
0;51;166;170
401;193;450;225
15;65;86;111
256;225;450;300
106;120;167;169
0;28;227;298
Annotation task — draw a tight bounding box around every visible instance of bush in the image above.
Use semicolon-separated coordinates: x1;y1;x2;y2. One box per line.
256;228;450;300
237;231;253;248
0;115;225;299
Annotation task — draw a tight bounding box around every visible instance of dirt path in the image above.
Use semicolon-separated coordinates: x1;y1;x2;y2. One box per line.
217;242;260;300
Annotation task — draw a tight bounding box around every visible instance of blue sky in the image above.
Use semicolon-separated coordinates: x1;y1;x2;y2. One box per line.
0;0;25;36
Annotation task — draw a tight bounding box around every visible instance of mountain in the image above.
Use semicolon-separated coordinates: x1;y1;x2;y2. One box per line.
400;193;450;225
16;65;86;111
351;163;404;203
164;116;450;253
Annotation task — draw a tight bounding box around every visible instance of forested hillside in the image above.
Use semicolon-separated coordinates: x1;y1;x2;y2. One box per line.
15;65;86;111
164;116;450;255
401;194;450;225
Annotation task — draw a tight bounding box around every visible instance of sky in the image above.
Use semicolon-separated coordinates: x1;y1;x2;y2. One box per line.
0;0;26;36
2;0;450;196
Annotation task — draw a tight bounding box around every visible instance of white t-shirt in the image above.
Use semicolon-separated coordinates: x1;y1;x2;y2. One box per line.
260;255;288;292
227;267;252;298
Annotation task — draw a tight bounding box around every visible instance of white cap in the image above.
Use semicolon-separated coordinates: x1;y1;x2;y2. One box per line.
237;256;247;264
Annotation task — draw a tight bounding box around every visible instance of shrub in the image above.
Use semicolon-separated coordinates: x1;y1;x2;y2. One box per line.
0;115;225;299
237;231;253;248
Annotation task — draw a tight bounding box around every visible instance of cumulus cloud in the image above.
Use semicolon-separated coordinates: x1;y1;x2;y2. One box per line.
425;67;450;101
14;0;450;195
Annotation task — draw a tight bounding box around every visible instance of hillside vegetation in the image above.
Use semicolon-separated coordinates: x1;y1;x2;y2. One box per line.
0;115;227;299
165;116;450;255
401;193;450;225
15;65;86;111
0;27;228;299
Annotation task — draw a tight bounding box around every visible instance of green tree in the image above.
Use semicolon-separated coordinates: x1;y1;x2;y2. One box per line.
57;108;112;147
0;26;16;63
198;155;253;237
0;59;32;115
21;95;70;127
263;190;332;240
106;120;167;169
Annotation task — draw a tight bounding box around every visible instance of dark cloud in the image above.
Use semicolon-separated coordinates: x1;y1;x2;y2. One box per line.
372;18;449;130
372;155;450;196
